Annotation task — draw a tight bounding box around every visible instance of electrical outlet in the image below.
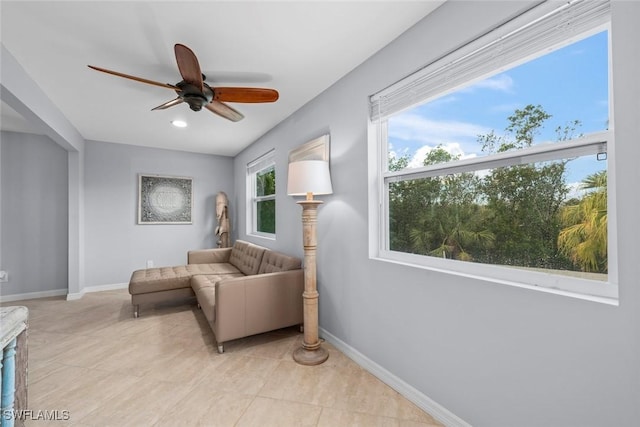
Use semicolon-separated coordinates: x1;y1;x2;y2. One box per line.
146;260;154;268
0;270;8;283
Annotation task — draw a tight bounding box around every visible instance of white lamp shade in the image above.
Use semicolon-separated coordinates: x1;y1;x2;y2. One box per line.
287;160;333;196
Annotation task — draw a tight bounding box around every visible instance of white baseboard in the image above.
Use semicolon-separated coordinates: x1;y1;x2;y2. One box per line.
67;282;128;300
320;327;471;427
84;282;128;293
66;292;83;301
0;283;129;302
0;288;67;303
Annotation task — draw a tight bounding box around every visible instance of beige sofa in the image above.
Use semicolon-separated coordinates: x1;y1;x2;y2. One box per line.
128;240;303;353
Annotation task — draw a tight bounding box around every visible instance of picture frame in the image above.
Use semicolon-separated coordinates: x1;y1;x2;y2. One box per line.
138;174;193;224
288;133;330;163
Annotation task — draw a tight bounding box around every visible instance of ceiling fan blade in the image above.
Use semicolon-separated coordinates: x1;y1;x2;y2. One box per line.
174;44;203;92
213;88;279;103
205;101;244;122
87;65;178;90
151;97;184;111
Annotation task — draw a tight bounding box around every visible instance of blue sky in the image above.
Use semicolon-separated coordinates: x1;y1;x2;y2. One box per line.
387;29;610;191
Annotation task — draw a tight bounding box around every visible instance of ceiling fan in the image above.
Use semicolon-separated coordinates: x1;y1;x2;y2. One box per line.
88;43;279;122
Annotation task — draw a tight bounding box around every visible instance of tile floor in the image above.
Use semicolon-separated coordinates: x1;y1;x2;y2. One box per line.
4;289;443;426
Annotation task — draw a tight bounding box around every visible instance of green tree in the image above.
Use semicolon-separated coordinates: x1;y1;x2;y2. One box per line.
478;105;574;269
388;151;442;253
558;171;607;272
256;168;276;233
390;146;494;260
387;104;593;273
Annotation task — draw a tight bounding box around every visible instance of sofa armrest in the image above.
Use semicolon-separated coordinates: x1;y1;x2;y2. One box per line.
214;269;304;343
188;247;232;264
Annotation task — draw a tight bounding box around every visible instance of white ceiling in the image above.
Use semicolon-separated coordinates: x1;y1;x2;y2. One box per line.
1;1;444;156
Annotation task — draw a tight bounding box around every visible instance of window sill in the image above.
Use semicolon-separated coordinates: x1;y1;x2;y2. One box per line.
247;232;276;242
371;251;619;307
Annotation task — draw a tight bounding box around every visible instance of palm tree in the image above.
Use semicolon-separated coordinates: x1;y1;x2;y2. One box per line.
557;171;607;272
410;212;495;261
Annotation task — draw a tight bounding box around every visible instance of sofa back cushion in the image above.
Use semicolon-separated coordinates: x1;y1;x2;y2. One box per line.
229;240;266;276
258;250;302;274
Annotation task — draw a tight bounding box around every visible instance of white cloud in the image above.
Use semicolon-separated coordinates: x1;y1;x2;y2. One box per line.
407;142;477;168
389;113;490;145
408;145;433;168
389;113;491;167
465;74;515;93
387;142;410;162
429;95;458;107
405;144;482;168
566;181;586;201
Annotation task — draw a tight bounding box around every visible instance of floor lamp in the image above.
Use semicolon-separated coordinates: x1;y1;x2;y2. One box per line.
287;160;333;365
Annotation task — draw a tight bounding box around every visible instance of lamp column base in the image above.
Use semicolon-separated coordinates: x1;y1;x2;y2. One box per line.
293;345;329;366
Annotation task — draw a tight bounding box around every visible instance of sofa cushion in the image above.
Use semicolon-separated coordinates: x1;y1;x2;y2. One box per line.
129;264;243;295
191;273;242;293
129;267;193;295
258;250;302;274
187;263;242;276
194;286;216;323
228;241;266;276
188;247;232;265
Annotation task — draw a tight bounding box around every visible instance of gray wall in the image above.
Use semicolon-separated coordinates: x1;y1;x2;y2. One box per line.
1;131;69;296
84;140;234;287
234;1;640;426
0;134;234;294
2;44;86;297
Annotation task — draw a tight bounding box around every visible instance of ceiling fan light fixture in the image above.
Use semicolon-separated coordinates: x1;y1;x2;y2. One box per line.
171;120;187;128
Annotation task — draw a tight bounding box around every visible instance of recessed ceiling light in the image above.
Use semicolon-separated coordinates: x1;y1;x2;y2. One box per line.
171;120;187;128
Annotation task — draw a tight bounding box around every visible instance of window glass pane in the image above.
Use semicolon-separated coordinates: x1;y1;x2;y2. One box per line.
248;151;276;236
387;30;609;170
256;167;276;197
257;199;276;234
389;153;607;280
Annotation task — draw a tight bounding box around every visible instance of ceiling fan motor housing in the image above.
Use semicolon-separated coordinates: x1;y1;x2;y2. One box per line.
177;81;213;111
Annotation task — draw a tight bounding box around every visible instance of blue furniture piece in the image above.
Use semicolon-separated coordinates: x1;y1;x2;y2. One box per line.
1;307;28;427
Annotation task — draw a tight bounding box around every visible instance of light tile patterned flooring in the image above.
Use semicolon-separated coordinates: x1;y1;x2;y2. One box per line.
4;289;443;426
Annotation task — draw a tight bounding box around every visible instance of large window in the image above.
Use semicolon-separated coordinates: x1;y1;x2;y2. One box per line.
369;0;616;301
247;150;276;237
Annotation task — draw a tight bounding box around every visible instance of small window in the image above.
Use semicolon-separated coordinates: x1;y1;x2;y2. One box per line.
247;150;276;237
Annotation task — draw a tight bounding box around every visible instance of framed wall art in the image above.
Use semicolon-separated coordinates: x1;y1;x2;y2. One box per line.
138;174;193;224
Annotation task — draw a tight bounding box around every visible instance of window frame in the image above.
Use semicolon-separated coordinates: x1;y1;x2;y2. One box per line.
367;2;618;304
246;150;276;239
